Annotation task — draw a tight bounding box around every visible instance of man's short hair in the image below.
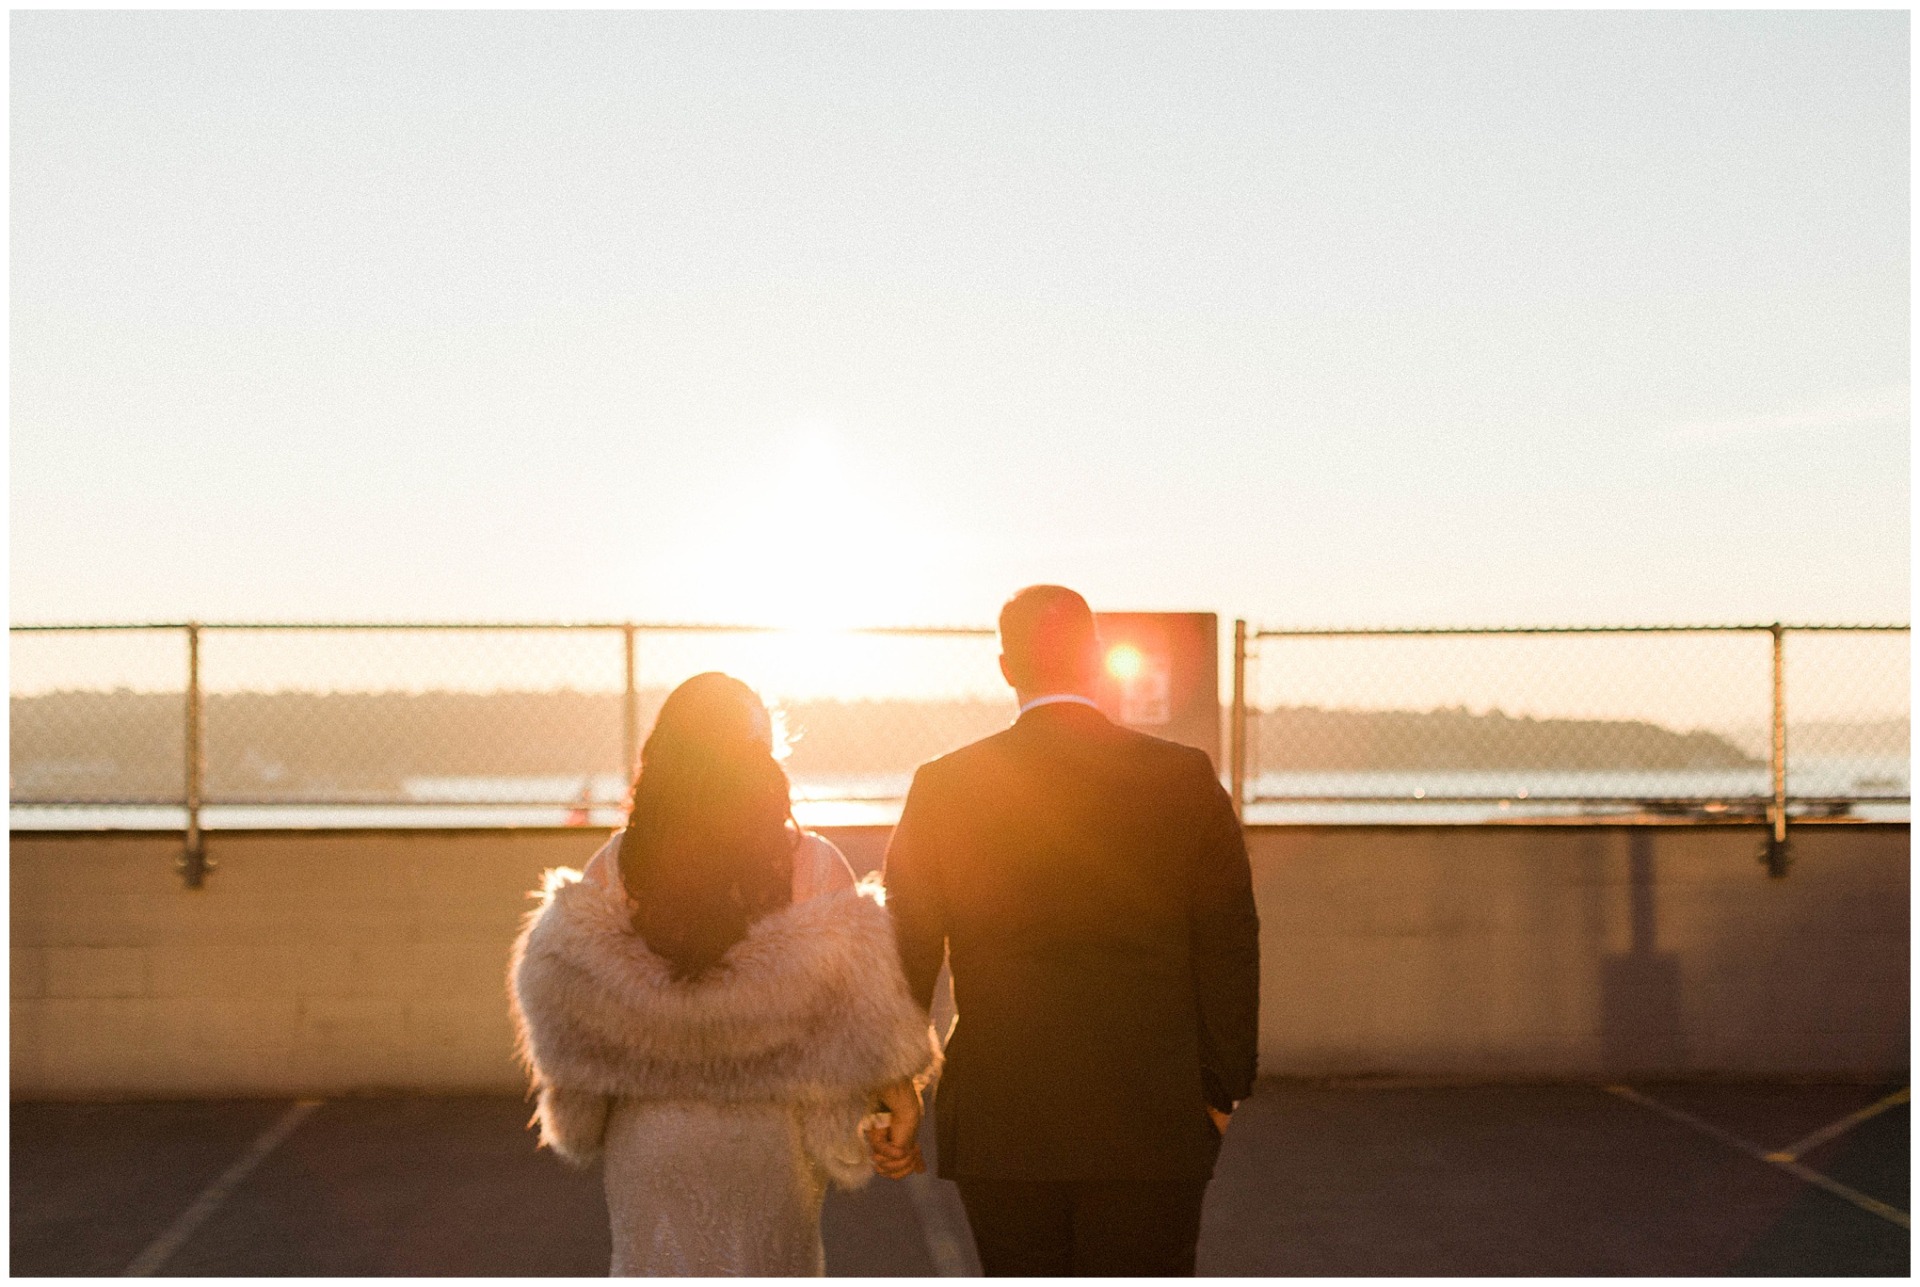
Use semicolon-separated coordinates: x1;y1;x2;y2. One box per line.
999;585;1097;690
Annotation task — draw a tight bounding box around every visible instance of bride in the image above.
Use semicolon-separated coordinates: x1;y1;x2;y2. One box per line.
509;672;937;1275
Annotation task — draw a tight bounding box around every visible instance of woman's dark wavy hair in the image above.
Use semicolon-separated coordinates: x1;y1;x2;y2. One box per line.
617;672;797;980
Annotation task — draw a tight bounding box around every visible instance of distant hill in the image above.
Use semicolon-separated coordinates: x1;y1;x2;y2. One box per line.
7;689;1803;801
7;689;1013;801
1721;719;1908;760
1253;705;1760;772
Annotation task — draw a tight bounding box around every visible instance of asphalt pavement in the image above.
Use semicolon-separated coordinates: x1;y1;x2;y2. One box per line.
10;1081;1908;1276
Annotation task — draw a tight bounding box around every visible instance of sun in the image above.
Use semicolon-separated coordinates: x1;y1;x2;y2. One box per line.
675;425;946;632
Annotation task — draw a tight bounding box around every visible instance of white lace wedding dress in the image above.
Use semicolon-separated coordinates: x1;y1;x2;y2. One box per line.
509;831;934;1277
603;1096;831;1275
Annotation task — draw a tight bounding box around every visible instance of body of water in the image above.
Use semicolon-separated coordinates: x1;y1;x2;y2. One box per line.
11;758;1906;830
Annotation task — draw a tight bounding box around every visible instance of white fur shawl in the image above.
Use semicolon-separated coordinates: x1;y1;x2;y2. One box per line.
507;837;936;1187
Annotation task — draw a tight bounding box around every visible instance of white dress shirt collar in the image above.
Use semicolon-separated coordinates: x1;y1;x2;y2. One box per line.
1017;692;1103;717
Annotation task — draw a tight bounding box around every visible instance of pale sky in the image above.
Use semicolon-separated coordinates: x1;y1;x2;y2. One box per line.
10;9;1910;632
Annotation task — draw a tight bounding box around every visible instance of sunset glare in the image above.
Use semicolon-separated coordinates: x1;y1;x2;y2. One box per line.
652;426;958;632
10;11;1906;632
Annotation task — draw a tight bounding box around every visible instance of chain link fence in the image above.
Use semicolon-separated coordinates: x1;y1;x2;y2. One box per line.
1236;625;1909;826
9;622;1007;832
11;620;1908;837
10;627;188;808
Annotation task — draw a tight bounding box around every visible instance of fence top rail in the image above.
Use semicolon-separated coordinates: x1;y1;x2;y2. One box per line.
9;620;1908;637
1251;623;1910;638
8;621;999;636
15;618;1904;633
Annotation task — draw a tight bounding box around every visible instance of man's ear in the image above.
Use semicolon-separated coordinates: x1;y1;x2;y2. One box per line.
998;654;1017;689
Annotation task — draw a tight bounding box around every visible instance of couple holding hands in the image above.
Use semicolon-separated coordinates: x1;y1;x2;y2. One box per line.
511;585;1260;1276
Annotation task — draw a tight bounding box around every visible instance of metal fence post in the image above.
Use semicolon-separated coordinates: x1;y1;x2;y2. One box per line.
180;623;210;888
622;623;640;789
1230;619;1248;822
1762;622;1791;877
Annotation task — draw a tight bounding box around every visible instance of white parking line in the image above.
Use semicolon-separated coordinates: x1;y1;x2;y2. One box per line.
1768;1087;1910;1163
1604;1086;1909;1231
121;1099;324;1276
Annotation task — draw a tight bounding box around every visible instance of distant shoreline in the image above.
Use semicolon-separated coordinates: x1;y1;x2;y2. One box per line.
11;690;1906;804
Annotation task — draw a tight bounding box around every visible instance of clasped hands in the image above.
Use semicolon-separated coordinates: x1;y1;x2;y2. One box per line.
864;1077;926;1179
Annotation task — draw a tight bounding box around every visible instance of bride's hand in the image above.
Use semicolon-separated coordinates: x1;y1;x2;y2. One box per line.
867;1078;925;1179
866;1127;924;1180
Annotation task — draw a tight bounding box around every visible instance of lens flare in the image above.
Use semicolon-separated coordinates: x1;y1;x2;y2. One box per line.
1106;644;1146;682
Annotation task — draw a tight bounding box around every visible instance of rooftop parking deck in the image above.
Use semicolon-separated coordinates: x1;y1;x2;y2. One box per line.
11;1080;1907;1277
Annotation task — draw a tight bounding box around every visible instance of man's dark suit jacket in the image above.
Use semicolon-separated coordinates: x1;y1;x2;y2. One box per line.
884;700;1260;1182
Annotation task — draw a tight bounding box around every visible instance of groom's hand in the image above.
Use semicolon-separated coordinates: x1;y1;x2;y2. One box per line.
867;1078;925;1179
866;1124;924;1179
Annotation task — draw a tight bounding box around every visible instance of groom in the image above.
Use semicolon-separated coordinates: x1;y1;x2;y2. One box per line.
878;585;1260;1276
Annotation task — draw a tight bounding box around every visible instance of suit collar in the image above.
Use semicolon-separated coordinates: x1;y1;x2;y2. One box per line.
1013;697;1113;729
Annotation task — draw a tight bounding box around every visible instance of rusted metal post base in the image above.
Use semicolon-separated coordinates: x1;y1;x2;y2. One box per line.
1760;794;1792;878
1760;828;1791;879
178;839;214;889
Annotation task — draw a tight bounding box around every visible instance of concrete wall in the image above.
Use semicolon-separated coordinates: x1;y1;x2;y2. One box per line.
1247;824;1908;1080
10;829;609;1099
10;824;1909;1098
